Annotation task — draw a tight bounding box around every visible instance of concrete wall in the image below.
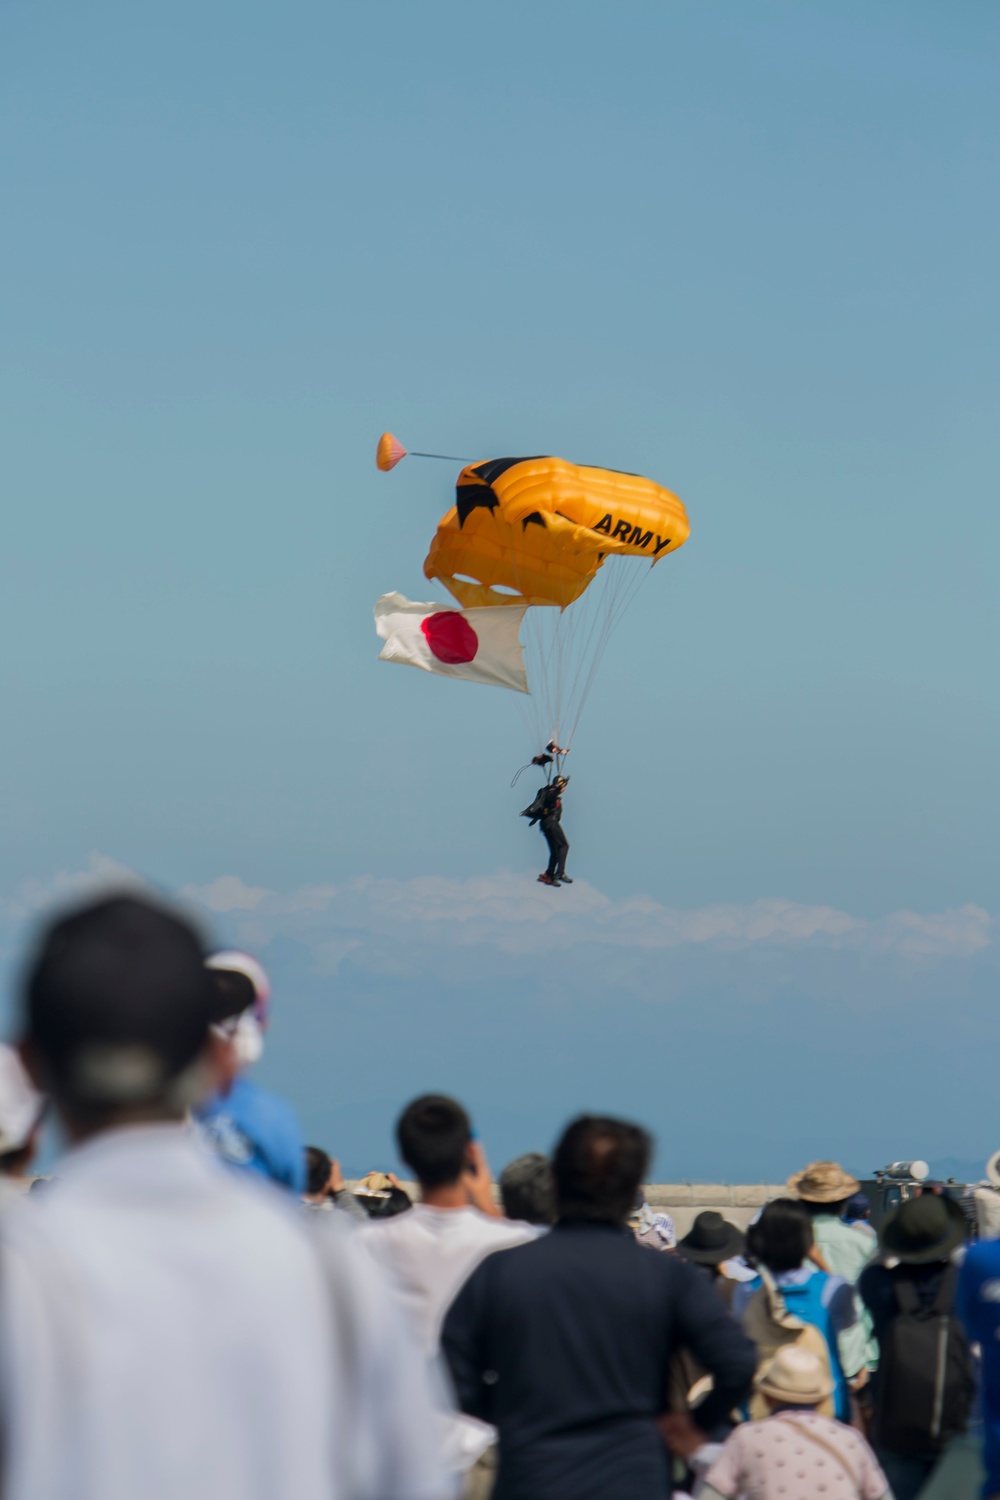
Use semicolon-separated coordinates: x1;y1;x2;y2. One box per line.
354;1180;784;1238
643;1184;785;1238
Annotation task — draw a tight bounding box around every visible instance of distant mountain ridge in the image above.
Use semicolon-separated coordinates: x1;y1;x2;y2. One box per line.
927;1157;991;1184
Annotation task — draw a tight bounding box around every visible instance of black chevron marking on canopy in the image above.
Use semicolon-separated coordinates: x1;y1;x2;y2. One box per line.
459;457;553;527
471;456;547;485
455;483;499;527
521;512;546;529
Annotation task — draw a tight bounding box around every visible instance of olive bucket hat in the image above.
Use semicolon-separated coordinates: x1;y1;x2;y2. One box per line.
878;1192;966;1264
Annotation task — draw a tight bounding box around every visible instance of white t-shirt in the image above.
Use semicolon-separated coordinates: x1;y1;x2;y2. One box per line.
361;1203;534;1470
0;1123;448;1500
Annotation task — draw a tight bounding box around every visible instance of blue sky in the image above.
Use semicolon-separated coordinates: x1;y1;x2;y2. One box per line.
1;2;998;1179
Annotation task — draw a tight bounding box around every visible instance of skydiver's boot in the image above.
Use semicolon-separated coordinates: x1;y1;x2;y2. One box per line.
537;873;557;886
558;875;573;883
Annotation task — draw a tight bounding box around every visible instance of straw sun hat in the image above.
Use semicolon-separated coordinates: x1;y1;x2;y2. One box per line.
756;1345;835;1406
786;1160;860;1204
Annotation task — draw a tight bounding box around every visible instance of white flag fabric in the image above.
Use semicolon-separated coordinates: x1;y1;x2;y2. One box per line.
374;592;529;693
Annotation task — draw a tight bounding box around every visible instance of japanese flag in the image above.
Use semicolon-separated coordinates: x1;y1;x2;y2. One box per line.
374;592;529;693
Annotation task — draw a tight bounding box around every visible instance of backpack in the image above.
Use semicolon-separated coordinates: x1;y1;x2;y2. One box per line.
873;1264;974;1456
520;788;547;825
741;1268;836;1420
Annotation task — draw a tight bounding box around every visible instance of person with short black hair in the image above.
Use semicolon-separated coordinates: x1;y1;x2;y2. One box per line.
396;1093;475;1187
734;1197;867;1422
362;1094;534;1498
0;893;448;1500
498;1152;555;1227
302;1145;366;1222
306;1143;333;1197
747;1198;814;1272
442;1113;756;1500
552;1113;647;1219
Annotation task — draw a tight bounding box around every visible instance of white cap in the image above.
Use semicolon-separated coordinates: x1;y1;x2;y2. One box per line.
0;1045;44;1154
205;950;271;1027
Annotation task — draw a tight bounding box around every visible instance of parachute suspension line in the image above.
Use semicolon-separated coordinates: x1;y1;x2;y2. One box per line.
511;558;652;761
548;560;607;747
562;560;653;749
409;451;470;462
571;563;651;743
564;564;644;746
509;585;542;750
556;571;614;740
510;761;536;788
501;510;560;755
498;505;657;762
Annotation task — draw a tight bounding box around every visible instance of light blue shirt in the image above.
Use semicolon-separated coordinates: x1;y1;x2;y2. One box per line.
198;1075;305;1194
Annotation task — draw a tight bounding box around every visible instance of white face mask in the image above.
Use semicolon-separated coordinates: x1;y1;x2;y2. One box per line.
231;1013;264;1068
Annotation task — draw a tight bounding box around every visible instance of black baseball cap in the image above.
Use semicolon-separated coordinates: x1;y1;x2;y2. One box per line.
24;893;216;1106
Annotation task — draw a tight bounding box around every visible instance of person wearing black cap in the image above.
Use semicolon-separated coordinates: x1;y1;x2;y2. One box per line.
670;1212;748;1476
859;1193;976;1500
676;1211;747;1317
676;1212;746;1281
0;893;448;1500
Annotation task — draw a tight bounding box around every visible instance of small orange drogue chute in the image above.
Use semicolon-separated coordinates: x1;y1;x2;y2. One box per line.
376;433;467;470
376;432;408;472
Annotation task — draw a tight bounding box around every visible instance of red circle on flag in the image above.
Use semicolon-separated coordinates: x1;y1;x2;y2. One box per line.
421;611;479;664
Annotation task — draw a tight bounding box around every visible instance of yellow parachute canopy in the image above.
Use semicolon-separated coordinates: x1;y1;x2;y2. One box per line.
423;456;689;609
424;503;604;609
378;443;691;745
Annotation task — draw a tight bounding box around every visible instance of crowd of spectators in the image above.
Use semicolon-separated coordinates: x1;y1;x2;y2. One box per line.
0;889;996;1500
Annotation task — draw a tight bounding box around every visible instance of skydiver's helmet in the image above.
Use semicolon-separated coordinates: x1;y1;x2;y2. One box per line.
553;775;569;790
205;950;271;1067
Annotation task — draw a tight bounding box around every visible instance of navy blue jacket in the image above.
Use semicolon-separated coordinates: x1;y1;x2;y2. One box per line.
442;1219;756;1500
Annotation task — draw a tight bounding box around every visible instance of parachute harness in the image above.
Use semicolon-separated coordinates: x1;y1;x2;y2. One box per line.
510;741;569;788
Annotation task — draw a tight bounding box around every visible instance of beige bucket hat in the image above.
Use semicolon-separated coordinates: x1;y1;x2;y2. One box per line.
757;1345;835;1406
786;1160;860;1203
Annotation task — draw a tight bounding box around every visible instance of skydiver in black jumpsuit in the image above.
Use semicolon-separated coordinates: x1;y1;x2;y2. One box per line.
521;775;572;886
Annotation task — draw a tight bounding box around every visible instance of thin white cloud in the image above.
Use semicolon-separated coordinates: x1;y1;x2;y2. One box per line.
0;853;143;926
0;856;991;968
178;868;991;962
189;875;270;913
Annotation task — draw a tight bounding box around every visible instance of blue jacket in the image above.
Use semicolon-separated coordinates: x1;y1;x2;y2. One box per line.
959;1240;1000;1489
197;1076;305;1194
